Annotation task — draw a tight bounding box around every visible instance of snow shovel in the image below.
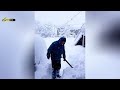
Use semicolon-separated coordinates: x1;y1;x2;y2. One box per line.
64;59;73;68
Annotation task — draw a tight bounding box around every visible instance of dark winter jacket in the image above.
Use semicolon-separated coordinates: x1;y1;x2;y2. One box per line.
47;37;66;61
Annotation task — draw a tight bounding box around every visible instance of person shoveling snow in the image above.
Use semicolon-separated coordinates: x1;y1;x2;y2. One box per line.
47;36;69;79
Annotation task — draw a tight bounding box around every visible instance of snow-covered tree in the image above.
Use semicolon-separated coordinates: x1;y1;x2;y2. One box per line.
35;21;56;37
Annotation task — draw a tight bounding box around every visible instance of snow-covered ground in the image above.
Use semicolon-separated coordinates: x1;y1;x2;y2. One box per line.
35;34;85;79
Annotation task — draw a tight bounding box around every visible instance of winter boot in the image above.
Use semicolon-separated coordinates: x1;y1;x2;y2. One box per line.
52;68;56;79
57;75;61;78
56;70;61;78
52;76;56;79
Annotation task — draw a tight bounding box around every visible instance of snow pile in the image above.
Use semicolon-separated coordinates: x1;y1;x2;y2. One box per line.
35;34;47;65
35;34;52;79
62;45;85;79
35;62;52;79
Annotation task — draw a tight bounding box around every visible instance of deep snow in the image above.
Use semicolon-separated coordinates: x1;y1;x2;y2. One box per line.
35;35;85;79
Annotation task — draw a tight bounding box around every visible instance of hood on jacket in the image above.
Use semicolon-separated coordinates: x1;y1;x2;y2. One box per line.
58;37;66;42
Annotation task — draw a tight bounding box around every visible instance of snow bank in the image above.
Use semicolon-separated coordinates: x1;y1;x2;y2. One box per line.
35;34;47;65
35;34;52;79
62;46;85;79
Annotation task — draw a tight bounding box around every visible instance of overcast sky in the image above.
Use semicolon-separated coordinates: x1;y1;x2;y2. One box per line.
35;11;85;27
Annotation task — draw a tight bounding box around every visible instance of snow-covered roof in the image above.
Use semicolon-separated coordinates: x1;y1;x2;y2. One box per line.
74;24;85;45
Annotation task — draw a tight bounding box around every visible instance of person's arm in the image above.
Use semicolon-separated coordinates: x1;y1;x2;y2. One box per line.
63;45;66;60
47;42;54;59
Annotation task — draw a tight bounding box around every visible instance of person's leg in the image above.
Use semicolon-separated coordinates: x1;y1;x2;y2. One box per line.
56;69;61;78
52;68;56;79
51;60;57;79
56;60;61;78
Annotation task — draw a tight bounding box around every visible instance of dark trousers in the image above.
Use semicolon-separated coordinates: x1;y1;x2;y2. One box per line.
51;60;61;78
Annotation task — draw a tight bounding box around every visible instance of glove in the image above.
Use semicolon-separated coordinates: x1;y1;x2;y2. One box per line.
47;55;50;59
63;58;66;61
47;54;50;59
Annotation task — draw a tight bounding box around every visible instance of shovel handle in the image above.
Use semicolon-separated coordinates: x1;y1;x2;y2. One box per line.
65;59;73;68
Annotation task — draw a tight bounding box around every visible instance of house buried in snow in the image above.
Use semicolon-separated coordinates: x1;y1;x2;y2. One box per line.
74;24;85;47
